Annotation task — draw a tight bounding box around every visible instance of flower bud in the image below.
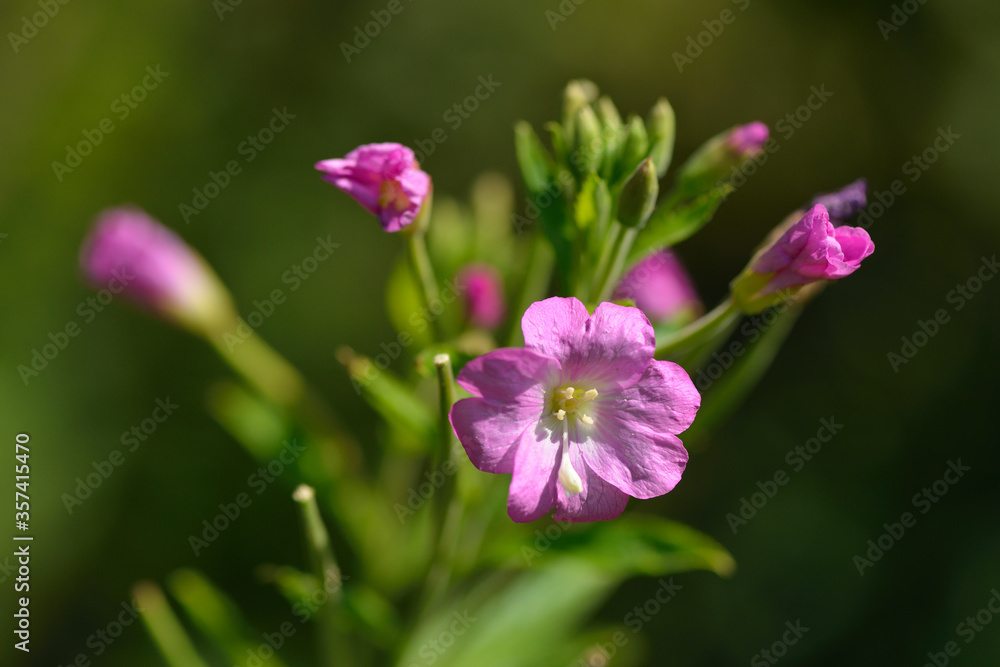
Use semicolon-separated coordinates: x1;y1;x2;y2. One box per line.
731;204;874;313
675;121;769;196
80;207;235;335
617;158;659;229
315;143;431;233
572;105;604;175
456;264;506;329
618;116;650;180
613;249;702;323
646;98;676;178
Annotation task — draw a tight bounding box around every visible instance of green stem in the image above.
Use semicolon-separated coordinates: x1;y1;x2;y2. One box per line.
432;354;457;470
418;489;466;618
596;226;639;303
408;231;443;341
655;297;742;360
134;581;211;667
590;222;621;300
293;485;347;667
506;236;554;347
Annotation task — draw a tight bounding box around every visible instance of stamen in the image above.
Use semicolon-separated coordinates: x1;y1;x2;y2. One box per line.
583;389;598;401
581;414;594;426
554;409;566;421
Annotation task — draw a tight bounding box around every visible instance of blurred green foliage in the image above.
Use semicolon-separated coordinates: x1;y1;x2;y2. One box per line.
1;0;998;665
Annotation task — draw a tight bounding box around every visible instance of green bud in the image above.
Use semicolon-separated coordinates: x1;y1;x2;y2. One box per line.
618;116;649;181
572;105;603;175
562;79;599;134
596;96;623;134
646;97;676;178
617;158;659;229
596;96;624;178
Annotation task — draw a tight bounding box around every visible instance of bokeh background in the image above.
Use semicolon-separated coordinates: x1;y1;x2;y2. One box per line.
2;0;999;665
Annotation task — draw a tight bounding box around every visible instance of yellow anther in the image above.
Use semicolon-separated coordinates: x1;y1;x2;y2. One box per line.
554;409;566;421
583;389;599;401
581;414;594;426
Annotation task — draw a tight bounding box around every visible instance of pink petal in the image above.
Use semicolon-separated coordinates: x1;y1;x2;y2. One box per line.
610;360;701;435
553;445;630;522
521;298;654;390
507;425;560;523
833;226;875;267
455;347;560;402
578;418;689;500
449;398;537;474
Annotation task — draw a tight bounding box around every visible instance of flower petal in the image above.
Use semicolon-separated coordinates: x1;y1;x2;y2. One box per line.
450;398;535;474
507;424;560;523
455;347;559;403
578;417;689;500
833;226;874;267
553;444;629;522
521;297;654;390
609;360;701;435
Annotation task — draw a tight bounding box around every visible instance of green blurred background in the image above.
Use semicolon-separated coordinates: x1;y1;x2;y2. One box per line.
2;0;999;664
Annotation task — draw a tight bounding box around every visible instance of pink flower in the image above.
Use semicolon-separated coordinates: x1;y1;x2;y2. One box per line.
80;207;233;333
456;264;506;329
612;249;702;322
449;297;700;523
315;143;431;232
733;204;874;309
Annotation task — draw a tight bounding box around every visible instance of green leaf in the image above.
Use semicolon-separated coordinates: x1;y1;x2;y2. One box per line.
629;183;732;262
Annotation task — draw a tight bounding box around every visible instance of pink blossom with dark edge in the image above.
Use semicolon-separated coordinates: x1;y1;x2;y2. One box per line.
612;249;702;322
80;207;232;331
726;121;769;158
750;204;874;294
449;297;700;523
315;143;431;232
456;264;506;329
810;178;868;221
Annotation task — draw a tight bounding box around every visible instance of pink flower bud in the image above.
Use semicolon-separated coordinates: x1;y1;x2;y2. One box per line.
612;250;702;322
456;264;506;329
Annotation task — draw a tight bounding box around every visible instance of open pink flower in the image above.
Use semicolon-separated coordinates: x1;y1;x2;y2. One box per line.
732;204;874;311
80;207;233;333
315;143;431;232
449;297;700;523
612;249;702;322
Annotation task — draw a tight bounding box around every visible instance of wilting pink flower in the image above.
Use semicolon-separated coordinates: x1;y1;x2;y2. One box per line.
80;207;233;333
456;264;506;329
612;249;702;322
449;297;700;523
810;178;867;221
726;121;769;158
732;204;874;310
315;143;431;232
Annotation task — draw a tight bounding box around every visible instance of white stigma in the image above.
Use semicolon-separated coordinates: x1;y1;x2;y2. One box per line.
557;429;583;495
